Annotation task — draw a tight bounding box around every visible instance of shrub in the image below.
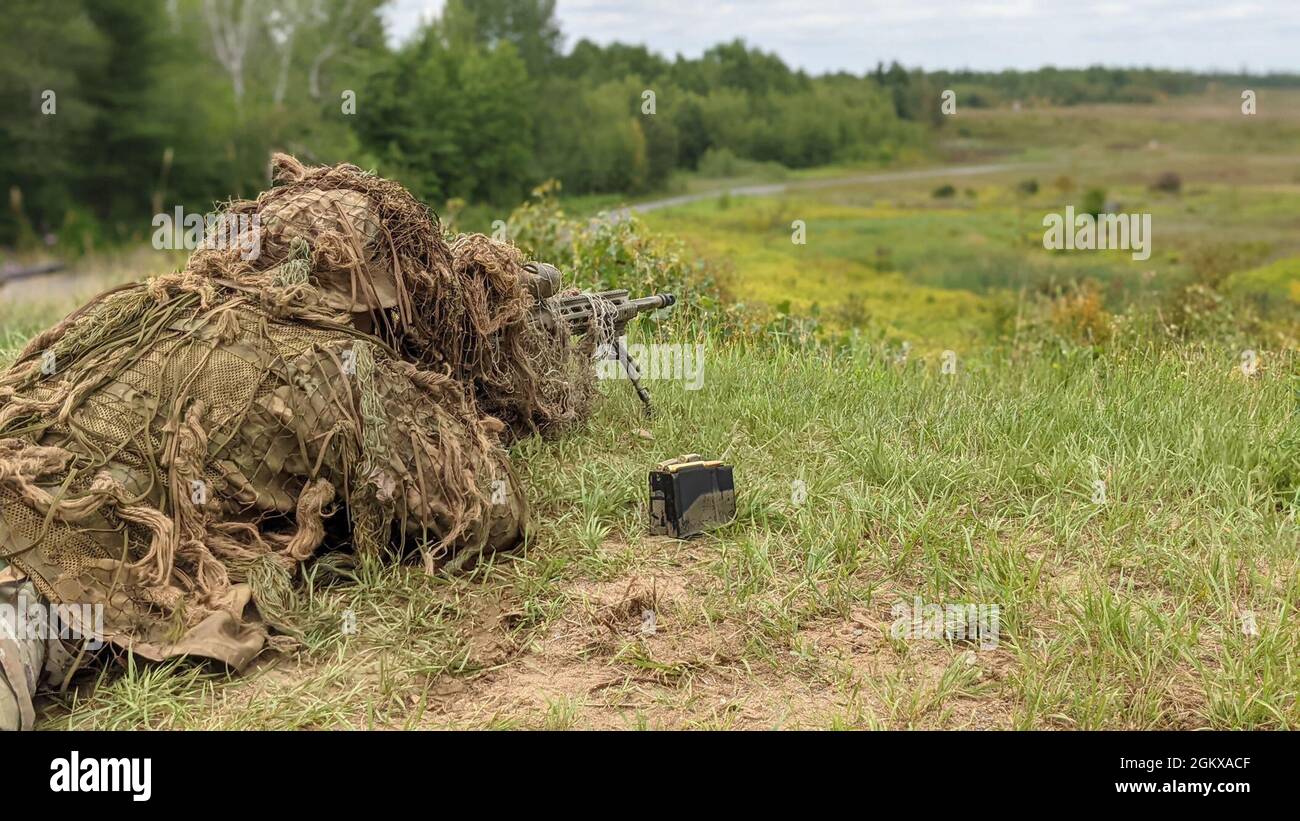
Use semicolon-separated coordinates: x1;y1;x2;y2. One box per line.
1151;171;1182;193
505;180;738;337
1080;188;1107;217
1050;281;1113;346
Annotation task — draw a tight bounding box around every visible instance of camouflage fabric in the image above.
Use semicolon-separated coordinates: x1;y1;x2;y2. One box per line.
0;559;45;730
0;156;592;678
0;282;527;669
1;558;97;730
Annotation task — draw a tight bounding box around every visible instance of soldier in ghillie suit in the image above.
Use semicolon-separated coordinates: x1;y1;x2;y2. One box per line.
0;155;597;729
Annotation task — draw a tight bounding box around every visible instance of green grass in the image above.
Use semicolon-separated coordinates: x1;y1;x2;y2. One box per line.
33;337;1300;729
1228;255;1300;305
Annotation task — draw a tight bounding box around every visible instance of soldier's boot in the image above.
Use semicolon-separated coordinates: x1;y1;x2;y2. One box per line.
0;573;47;731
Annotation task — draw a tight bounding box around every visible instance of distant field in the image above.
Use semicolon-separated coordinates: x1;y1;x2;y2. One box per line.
639;91;1300;349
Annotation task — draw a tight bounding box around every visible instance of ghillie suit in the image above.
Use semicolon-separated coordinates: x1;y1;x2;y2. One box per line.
0;156;595;726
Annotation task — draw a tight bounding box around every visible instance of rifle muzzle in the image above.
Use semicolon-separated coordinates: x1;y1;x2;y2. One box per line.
630;293;675;311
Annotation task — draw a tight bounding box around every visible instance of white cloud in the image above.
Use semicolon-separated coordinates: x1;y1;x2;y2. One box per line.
381;0;1300;72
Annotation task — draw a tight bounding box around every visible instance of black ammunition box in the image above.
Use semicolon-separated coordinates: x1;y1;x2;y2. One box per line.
649;454;735;538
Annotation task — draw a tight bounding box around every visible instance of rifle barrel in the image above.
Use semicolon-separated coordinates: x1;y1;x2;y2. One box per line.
628;294;676;312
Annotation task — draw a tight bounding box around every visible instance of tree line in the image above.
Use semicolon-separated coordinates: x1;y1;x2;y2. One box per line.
2;0;1296;249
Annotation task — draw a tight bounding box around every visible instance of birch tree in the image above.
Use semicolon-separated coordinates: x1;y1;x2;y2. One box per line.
201;0;258;107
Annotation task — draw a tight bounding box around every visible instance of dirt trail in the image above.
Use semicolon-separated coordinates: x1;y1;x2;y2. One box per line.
628;161;1041;213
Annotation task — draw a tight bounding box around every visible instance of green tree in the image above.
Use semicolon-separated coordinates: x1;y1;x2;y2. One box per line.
0;0;104;245
534;78;649;193
355;21;532;204
75;0;172;231
445;0;562;75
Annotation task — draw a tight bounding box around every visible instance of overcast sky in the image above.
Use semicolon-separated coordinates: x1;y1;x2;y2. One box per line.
381;0;1298;74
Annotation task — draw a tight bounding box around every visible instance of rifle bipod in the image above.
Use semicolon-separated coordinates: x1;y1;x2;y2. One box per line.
613;338;654;417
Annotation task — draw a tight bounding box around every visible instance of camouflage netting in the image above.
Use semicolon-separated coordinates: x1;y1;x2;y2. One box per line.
0;154;597;670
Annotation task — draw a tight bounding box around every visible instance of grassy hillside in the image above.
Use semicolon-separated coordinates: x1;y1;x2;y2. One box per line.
37;340;1299;729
